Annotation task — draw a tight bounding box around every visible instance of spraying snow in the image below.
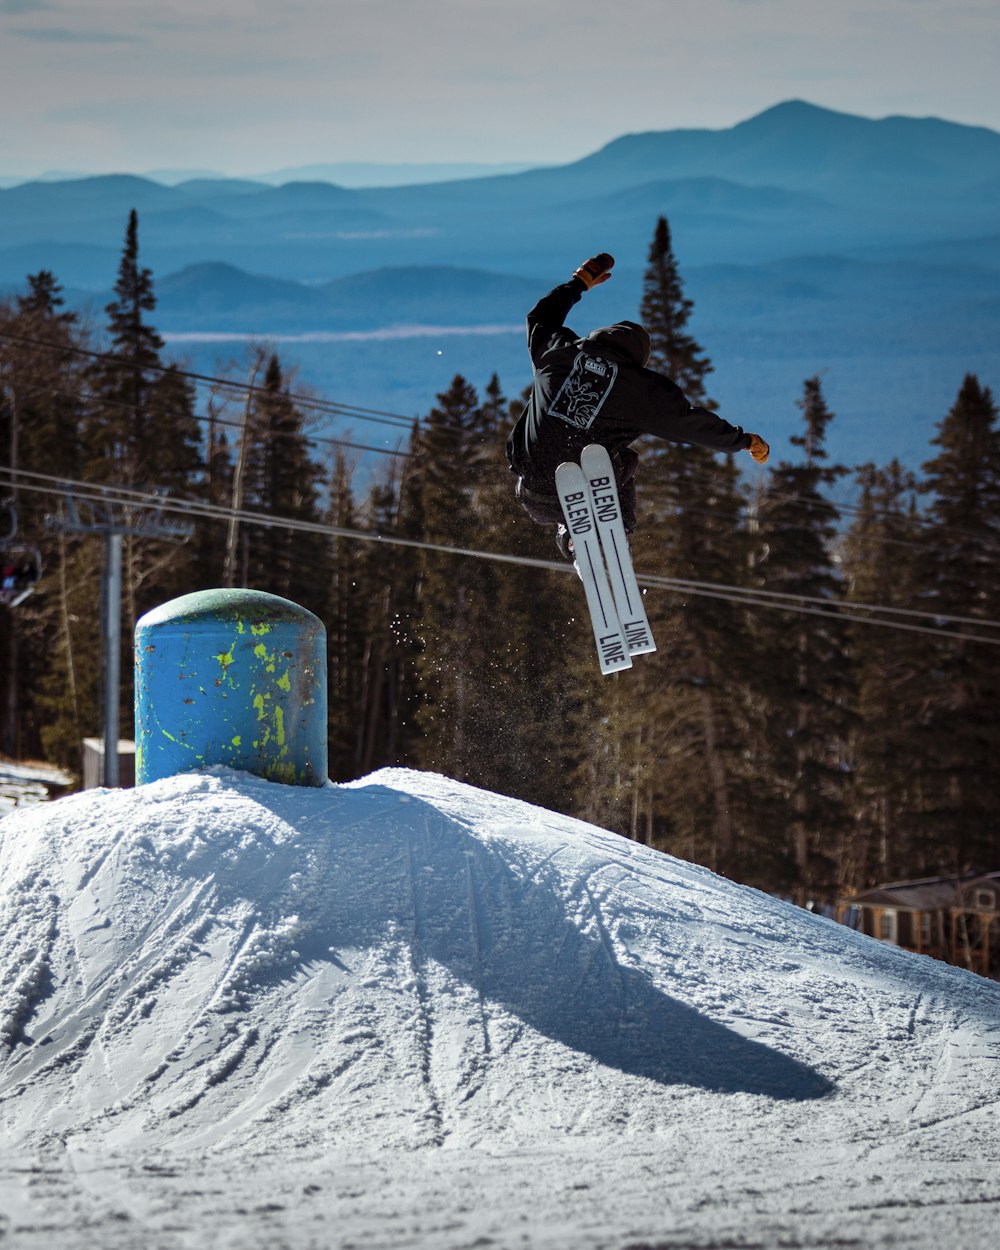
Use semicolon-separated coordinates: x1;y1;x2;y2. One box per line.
1;767;998;1247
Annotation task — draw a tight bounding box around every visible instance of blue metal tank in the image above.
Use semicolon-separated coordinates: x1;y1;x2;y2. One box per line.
134;588;328;786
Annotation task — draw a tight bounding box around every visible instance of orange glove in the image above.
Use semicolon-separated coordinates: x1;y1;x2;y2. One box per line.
573;253;614;289
747;434;770;464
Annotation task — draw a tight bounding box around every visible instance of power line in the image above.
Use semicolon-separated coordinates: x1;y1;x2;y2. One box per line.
0;334;417;461
653;572;1000;632
5;465;1000;647
4;325;998;554
9;372;973;558
1;352;974;558
641;574;1000;644
71;388;417;462
0;327;422;428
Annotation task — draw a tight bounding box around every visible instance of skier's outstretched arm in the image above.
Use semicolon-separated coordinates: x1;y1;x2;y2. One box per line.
638;375;770;462
526;253;614;366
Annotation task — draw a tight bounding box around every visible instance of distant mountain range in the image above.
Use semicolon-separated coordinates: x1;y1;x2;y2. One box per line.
1;100;998;467
151;263;541;331
3;99;999;288
0;160;538;191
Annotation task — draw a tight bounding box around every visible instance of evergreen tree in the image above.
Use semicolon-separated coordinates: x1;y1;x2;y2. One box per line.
841;461;924;889
913;374;1000;872
16;269;71;319
620;215;753;873
353;452;424;771
460;374;581;811
640;216;714;404
751;377;853;903
9;271;85;480
325;448;369;780
0;271;95;766
86;211;168;486
409;374;482;776
85;213;203;517
80;215;205;751
383;372;582;803
191;389;235;588
238;353;328;617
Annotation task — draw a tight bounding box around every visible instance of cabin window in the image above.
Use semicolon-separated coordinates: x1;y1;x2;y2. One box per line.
879;910;898;943
974;889;996;912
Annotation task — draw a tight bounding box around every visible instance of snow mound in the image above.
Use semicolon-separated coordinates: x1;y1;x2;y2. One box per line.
1;767;998;1177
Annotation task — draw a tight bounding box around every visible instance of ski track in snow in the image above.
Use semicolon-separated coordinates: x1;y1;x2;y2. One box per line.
0;766;998;1248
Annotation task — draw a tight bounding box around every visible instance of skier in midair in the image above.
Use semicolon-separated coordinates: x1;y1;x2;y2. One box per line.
506;252;771;558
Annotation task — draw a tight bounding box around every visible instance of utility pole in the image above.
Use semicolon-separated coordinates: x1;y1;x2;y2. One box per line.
103;531;123;785
50;490;193;787
224;358;262;588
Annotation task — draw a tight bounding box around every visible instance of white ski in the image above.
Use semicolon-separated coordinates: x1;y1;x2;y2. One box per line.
580;444;657;656
555;461;632;676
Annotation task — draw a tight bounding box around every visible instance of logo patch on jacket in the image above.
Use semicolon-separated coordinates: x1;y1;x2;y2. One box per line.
548;353;618;430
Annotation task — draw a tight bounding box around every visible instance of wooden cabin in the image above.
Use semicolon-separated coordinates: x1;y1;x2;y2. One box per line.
837;872;1000;980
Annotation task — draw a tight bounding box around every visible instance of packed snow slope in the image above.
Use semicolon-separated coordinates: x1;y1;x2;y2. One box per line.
1;767;999;1249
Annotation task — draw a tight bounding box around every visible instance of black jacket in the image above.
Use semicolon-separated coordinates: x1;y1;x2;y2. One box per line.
506;277;751;488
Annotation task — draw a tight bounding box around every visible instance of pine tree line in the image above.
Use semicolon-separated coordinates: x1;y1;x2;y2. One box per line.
1;211;998;905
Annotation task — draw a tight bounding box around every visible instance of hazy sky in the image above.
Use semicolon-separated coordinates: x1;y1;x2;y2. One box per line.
2;0;999;176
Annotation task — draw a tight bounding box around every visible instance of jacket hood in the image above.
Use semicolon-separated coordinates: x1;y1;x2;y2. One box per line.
585;321;651;368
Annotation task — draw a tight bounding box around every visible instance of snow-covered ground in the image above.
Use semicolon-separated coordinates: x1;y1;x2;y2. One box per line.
1;766;998;1248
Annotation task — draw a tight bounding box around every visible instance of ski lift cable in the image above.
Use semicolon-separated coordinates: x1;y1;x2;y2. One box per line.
4;325;995;544
4;466;1000;645
28;375;946;553
634;581;1000;647
4;458;998;635
0;328;421;427
0;330;934;529
8;372;981;559
9;450;983;606
69;389;417;462
2;359;988;557
0;355;415;463
6;362;935;542
651;573;1000;630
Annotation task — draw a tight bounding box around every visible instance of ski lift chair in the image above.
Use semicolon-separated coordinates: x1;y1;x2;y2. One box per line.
1;499;43;608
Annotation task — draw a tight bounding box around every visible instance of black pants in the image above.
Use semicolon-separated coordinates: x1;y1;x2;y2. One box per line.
515;447;638;533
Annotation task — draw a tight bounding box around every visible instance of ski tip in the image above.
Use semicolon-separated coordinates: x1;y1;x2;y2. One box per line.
599;655;633;676
621;621;657;656
580;443;612;463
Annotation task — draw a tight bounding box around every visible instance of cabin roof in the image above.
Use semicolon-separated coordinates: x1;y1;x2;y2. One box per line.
842;872;1000;912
